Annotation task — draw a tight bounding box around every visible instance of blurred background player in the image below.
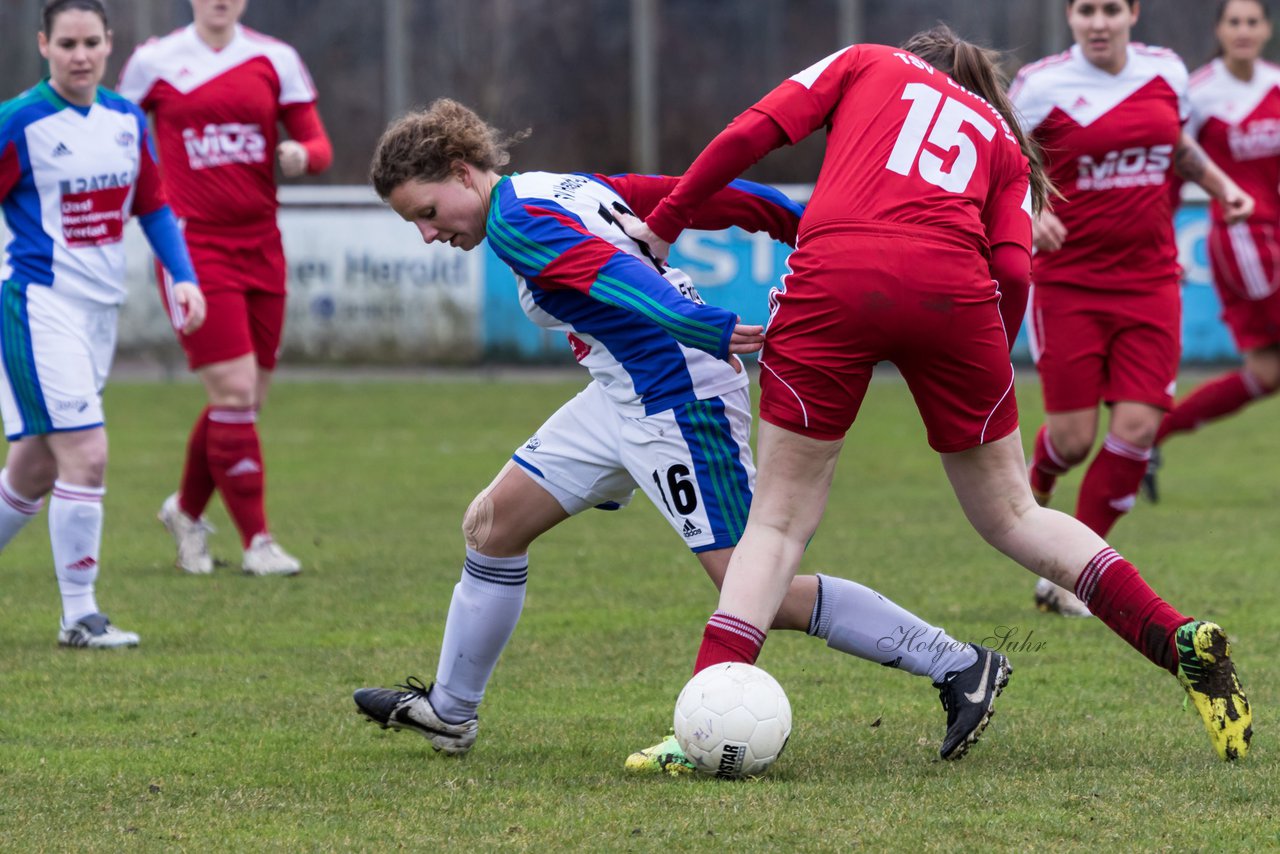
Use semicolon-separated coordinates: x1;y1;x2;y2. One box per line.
118;0;333;576
350;100;1012;769
629;25;1251;762
1143;0;1280;500
1013;0;1253;614
0;0;205;647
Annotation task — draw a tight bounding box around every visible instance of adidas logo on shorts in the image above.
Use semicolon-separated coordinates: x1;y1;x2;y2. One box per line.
681;518;703;538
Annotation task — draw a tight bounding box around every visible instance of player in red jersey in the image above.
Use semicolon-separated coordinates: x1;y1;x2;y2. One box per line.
1143;0;1280;500
1014;0;1253;617
118;0;333;576
627;25;1251;761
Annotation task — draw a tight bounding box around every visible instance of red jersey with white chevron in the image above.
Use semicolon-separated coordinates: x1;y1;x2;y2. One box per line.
117;24;318;228
751;44;1031;256
1011;44;1188;291
1188;58;1280;226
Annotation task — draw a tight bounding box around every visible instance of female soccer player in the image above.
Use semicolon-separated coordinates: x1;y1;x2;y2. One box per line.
1144;0;1280;496
118;0;333;576
1014;0;1253;613
0;0;206;647
351;99;1014;768
628;25;1251;761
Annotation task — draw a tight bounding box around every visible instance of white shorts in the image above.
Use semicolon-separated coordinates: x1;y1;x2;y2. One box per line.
512;380;756;553
0;281;117;440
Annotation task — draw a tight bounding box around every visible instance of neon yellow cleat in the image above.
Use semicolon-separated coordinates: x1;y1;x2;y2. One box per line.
624;734;694;776
1175;621;1252;761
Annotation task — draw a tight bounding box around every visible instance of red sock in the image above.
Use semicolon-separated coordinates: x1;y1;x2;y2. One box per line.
694;611;766;675
1075;434;1148;537
1157;370;1268;444
1029;425;1069;496
206;407;267;546
1074;548;1190;674
178;406;216;519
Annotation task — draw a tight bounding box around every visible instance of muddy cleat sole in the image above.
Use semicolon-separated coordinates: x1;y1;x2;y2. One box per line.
58;612;140;649
353;676;477;755
934;644;1011;760
624;734;695;775
1034;577;1093;617
1175;621;1251;761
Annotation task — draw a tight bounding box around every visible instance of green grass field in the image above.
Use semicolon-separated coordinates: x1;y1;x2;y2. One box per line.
0;372;1275;852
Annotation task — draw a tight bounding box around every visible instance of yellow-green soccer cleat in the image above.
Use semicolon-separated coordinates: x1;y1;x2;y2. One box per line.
1175;621;1252;761
624;734;695;776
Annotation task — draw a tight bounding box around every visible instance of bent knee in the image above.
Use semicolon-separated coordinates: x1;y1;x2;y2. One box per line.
462;489;495;551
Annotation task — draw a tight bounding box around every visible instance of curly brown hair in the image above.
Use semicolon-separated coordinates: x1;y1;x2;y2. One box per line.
369;99;528;198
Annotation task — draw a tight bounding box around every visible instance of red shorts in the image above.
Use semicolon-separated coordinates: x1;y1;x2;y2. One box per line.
160;221;288;371
1027;283;1180;412
1208;222;1280;351
757;229;1019;452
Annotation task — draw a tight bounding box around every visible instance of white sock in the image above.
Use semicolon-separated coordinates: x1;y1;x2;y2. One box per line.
0;468;44;552
49;480;105;625
429;547;528;724
809;574;977;683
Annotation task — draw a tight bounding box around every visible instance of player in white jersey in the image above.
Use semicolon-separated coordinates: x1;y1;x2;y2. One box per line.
350;100;1017;769
1144;0;1280;500
0;0;205;649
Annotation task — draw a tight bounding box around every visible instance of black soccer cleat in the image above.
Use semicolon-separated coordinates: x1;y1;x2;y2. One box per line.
934;644;1011;760
353;676;478;755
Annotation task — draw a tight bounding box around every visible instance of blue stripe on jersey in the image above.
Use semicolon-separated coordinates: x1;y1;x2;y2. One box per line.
673;397;752;550
0;280;52;436
0;92;58;285
490;186;731;355
523;285;698;415
725;178;806;220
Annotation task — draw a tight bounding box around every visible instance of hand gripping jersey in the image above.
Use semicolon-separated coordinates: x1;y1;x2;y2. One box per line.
1188;58;1280;226
751;43;1031;256
1011;44;1189;291
118;24;322;228
0;82;167;305
486;172;801;416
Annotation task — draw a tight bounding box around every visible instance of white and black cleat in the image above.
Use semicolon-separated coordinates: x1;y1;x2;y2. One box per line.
353;676;477;755
934;644;1011;760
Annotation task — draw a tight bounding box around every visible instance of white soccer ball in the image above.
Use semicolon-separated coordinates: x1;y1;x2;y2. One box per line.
673;662;792;779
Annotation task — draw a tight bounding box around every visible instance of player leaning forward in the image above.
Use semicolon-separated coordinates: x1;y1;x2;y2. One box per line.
352;99;1017;767
628;27;1251;761
0;0;205;647
118;0;333;576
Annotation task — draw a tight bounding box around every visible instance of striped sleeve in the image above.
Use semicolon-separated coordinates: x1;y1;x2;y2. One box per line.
487;188;737;358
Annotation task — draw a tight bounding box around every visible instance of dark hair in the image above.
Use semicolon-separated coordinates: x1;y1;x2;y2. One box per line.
369;98;528;198
1213;0;1271;59
900;25;1053;214
42;0;109;34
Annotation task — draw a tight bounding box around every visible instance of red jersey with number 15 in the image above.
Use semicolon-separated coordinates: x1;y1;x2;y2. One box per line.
1011;44;1188;292
118;24;320;229
750;43;1031;257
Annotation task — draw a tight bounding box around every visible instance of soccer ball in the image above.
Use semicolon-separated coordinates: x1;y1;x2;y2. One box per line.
673;662;792;779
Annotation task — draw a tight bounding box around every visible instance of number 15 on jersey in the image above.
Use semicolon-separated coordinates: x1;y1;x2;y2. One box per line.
885;79;996;193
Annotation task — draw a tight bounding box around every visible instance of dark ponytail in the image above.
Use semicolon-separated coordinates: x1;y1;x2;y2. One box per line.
901;24;1054;214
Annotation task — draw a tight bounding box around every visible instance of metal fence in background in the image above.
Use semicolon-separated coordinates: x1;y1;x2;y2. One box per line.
0;0;1251;185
